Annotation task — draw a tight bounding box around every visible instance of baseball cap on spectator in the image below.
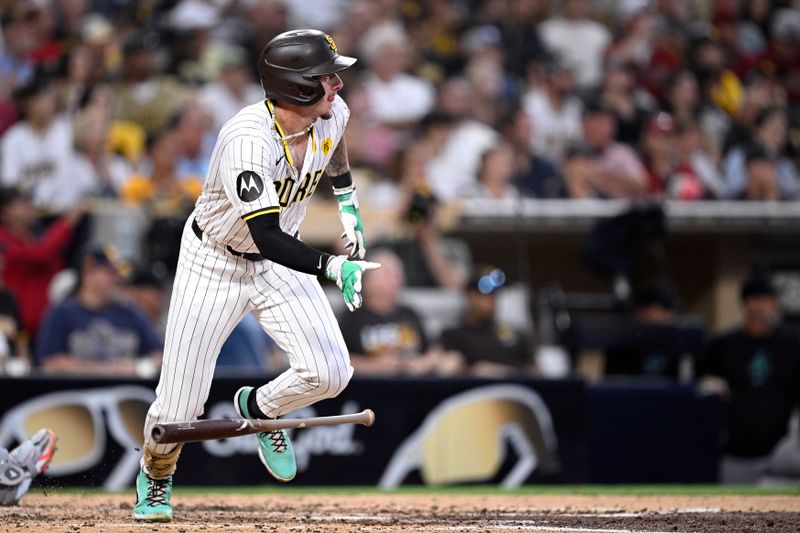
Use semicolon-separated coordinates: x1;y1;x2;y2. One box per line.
771;9;800;43
82;245;132;279
740;273;777;301
80;14;112;45
359;23;407;64
645;112;676;136
461;25;503;54
168;0;219;31
468;267;506;295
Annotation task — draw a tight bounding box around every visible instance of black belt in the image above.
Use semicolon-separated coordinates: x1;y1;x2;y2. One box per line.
192;218;265;261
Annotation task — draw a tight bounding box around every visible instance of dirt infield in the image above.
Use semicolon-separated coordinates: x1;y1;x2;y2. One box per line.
3;492;800;533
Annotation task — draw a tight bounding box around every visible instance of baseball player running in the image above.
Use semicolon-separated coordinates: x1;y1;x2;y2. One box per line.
134;29;379;522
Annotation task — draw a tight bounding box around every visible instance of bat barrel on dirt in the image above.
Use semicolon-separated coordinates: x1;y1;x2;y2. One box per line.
151;409;376;444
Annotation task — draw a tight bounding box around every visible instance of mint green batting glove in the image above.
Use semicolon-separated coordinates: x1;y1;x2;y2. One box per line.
325;255;381;312
335;188;366;259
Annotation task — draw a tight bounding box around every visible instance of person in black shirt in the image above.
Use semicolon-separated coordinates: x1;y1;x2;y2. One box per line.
605;283;684;379
338;249;463;376
698;274;800;484
441;267;534;378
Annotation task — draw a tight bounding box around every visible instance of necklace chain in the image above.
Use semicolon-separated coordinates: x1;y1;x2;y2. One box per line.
272;122;313;143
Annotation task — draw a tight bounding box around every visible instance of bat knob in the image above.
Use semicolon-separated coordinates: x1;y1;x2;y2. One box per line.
363;409;375;427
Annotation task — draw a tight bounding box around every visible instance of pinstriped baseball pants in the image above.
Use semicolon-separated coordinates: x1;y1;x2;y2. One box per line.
144;218;353;455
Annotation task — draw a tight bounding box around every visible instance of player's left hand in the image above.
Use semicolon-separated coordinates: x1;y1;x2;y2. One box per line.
335;189;366;259
325;255;381;311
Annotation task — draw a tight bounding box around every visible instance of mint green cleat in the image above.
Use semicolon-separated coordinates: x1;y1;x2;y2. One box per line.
234;386;296;482
133;468;173;522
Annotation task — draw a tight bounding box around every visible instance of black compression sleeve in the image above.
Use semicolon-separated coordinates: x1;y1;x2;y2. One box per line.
246;212;331;276
329;170;353;190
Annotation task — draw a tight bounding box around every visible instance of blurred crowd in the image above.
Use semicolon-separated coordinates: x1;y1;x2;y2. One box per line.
0;0;800;375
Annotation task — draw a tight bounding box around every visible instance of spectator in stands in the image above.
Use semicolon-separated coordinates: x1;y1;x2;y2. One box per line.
0;187;83;341
114;31;188;137
676;121;725;199
339;249;463;376
641;112;705;200
722;107;799;200
164;0;220;86
737;0;770;56
460;24;517;126
60;44;95;117
576;100;647;199
70;91;133;197
372;127;471;291
665;70;701;131
539;0;611;89
36;247;162;376
0;4;39;103
122;267;167;338
561;143;596;198
690;37;743;120
198;45;264;134
491;0;548;78
604;10;657;75
698;273;800;484
522;61;582;165
441;267;534;378
360;26;435;128
376;163;469;290
724;71;787;156
498;107;562;199
77;14;117;87
604;283;685;379
596;60;653;147
759;8;800;106
426;78;499;203
740;143;780;201
174;103;213;182
122;124;200;275
459;142;520;202
1;77;87;213
340;81;398;174
121;125;200;211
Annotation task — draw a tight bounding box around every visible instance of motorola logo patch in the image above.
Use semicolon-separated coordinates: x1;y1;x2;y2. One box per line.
236;171;264;202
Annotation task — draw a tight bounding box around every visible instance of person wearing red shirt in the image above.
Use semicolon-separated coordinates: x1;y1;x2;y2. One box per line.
642;112;706;200
0;187;82;340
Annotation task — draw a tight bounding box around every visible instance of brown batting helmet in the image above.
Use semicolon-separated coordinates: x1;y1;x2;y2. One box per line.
257;29;356;106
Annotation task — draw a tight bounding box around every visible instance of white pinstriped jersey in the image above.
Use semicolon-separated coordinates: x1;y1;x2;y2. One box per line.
193;95;350;253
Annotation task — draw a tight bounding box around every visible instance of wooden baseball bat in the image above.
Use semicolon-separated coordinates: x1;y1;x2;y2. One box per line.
151;409;375;444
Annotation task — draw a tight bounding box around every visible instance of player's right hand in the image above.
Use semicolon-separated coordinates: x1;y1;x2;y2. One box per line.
325;255;381;312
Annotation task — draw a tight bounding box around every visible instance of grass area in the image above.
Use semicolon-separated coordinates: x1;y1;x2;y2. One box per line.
32;484;800;496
